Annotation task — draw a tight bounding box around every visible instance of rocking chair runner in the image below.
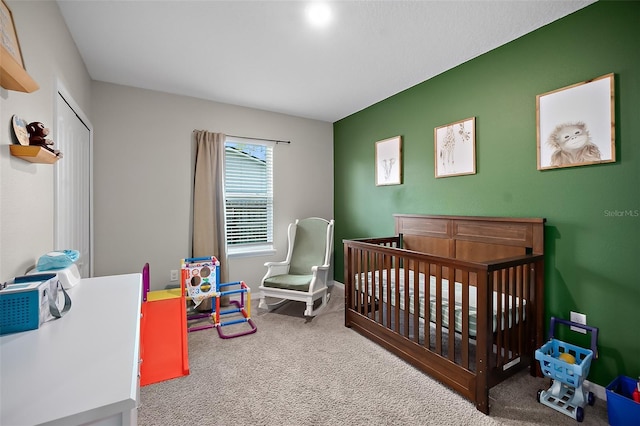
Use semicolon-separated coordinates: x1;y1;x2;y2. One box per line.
259;217;335;317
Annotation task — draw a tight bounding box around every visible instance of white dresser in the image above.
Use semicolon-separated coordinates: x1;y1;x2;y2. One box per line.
1;273;142;426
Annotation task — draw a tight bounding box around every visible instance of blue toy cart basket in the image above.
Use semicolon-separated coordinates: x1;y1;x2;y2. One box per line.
535;317;599;423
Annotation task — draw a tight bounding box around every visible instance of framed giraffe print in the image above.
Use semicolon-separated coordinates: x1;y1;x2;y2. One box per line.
375;135;402;186
434;117;476;178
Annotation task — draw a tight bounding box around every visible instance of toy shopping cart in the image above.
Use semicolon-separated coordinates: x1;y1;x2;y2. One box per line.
535;317;599;423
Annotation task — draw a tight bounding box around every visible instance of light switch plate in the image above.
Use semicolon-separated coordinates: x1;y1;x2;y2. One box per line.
570;311;587;334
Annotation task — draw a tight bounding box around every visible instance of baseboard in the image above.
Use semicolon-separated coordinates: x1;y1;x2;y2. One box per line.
586;380;607;401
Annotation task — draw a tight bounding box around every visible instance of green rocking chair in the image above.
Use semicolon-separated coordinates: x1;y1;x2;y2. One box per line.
259;217;334;317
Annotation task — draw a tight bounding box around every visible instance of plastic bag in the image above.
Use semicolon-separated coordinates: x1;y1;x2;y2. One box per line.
36;250;80;271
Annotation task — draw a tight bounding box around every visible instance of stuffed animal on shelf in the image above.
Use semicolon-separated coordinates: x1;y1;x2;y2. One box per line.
26;122;62;157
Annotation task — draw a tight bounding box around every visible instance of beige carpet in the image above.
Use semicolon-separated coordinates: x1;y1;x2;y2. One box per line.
138;285;610;425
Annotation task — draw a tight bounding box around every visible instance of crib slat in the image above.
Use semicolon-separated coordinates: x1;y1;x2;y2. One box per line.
495;270;504;368
475;270;491;414
511;267;518;358
413;261;421;344
355;249;362;313
461;271;470;370
365;249;372;316
392;265;398;333
403;264;410;338
370;251;377;318
529;263;537;353
448;268;456;361
504;267;512;367
384;254;391;328
362;251;369;316
435;264;443;355
503;268;510;367
376;253;384;323
424;262;431;349
516;265;524;356
361;248;366;314
528;262;537;359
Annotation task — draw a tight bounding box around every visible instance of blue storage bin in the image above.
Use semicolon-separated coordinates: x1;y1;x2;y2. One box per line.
606;376;640;426
0;288;41;334
0;274;58;335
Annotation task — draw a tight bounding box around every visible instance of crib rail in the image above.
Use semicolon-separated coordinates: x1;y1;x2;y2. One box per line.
343;237;544;413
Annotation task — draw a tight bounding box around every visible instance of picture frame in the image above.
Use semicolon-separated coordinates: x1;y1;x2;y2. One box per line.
434;117;476;178
375;135;402;186
11;114;29;145
1;0;25;67
537;73;615;170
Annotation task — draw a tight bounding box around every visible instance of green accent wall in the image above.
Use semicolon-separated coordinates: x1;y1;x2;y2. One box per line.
333;1;639;387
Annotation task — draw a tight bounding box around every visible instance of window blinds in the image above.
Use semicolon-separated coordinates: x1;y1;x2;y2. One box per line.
224;140;274;247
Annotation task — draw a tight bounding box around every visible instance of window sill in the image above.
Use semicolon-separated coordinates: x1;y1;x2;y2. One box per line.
227;245;276;259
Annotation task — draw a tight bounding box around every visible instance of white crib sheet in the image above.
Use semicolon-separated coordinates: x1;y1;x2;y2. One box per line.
355;269;525;337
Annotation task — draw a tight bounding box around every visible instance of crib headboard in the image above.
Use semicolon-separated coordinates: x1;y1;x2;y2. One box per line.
394;214;545;262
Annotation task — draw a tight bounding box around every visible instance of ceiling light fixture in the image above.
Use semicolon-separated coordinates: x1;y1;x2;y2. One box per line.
306;2;332;28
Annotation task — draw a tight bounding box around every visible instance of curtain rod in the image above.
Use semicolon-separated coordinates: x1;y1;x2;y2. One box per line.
229;134;291;145
193;130;290;144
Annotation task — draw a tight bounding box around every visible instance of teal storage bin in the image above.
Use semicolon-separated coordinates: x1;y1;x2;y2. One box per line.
0;287;40;334
606;376;640;426
0;273;58;335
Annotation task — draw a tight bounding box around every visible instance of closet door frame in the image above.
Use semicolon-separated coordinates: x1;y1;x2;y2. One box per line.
54;81;94;277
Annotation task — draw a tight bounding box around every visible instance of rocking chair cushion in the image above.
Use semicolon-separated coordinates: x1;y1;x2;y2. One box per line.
263;274;313;292
288;219;328;275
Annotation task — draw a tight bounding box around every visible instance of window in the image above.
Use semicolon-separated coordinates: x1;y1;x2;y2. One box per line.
224;137;274;254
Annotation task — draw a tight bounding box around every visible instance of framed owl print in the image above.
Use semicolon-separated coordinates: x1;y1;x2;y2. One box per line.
537;73;615;170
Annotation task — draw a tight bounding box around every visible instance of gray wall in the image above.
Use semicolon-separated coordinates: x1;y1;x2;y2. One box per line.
1;0;92;280
90;82;333;294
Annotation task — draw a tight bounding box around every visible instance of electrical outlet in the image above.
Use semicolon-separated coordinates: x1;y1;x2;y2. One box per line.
170;270;179;282
570;311;587;334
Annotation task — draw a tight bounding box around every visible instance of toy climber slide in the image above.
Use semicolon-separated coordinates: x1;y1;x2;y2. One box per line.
139;264;189;387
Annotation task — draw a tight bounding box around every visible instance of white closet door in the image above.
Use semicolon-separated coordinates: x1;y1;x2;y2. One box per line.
55;91;92;278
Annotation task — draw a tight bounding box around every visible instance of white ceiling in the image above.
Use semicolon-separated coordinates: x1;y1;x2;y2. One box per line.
57;0;596;123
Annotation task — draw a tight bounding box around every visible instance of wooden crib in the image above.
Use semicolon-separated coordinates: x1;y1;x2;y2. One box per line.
343;214;545;414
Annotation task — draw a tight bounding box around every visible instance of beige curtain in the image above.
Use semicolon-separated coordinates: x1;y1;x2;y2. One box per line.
192;130;229;306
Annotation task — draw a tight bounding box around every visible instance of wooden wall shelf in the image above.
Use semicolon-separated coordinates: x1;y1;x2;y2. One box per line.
0;46;39;93
10;145;59;164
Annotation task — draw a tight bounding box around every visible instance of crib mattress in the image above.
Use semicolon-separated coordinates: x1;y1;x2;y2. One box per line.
356;269;525;337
